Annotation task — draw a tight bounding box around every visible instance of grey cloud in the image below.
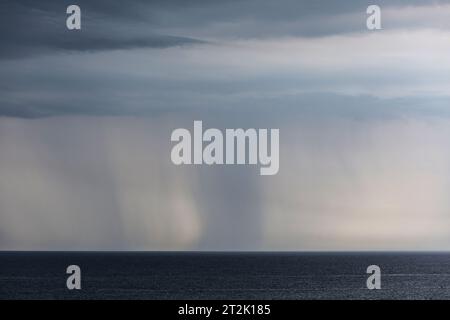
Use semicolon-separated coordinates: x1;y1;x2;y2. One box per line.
1;0;450;118
124;0;450;37
0;0;204;59
3;0;450;60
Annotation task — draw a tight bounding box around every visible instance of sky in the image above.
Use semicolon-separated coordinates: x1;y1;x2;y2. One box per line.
1;0;450;250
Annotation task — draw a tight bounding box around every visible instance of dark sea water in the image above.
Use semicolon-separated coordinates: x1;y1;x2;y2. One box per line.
1;252;450;299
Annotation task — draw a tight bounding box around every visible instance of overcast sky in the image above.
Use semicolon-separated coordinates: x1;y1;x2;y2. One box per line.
1;0;450;250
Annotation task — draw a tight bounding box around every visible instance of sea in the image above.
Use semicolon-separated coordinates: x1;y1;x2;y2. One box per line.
1;252;450;299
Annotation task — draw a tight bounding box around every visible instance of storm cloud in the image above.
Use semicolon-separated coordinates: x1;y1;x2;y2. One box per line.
1;0;450;250
0;0;450;117
0;0;204;60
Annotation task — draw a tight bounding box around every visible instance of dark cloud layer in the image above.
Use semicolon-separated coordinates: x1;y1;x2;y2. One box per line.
0;0;204;59
2;0;449;59
1;0;450;117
